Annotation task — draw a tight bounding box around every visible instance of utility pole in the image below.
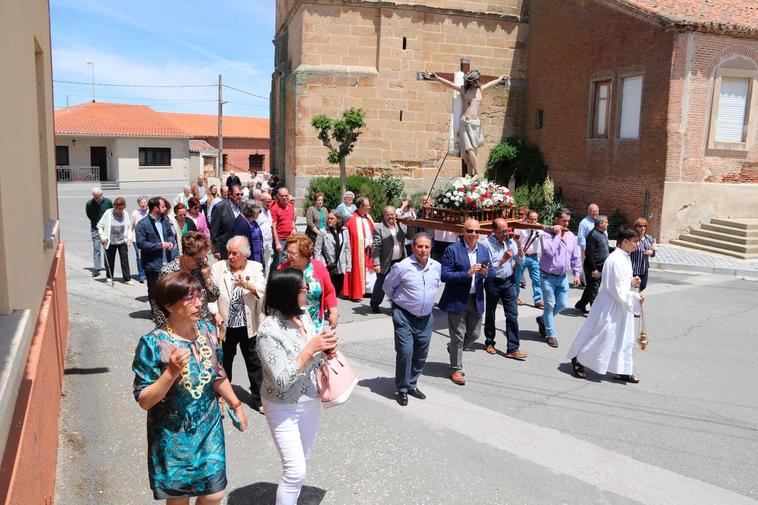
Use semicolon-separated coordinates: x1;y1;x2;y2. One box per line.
216;74;227;178
86;61;95;102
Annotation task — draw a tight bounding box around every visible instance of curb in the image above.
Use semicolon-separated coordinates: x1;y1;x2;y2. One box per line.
651;261;758;278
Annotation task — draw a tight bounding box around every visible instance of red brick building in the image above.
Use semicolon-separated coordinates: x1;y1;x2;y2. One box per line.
164;112;270;174
525;0;758;240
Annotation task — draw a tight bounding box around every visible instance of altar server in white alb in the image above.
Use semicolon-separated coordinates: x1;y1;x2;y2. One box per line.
566;227;644;383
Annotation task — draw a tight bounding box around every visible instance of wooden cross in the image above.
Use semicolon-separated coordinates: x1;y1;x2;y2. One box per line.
419;57;503;177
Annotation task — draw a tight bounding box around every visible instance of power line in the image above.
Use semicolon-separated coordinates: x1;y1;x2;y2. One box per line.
54;92;217;103
53;79;216;88
222;84;269;100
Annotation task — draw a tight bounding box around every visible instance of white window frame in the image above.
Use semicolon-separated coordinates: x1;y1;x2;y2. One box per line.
708;68;757;152
618;75;643;140
590;79;612;139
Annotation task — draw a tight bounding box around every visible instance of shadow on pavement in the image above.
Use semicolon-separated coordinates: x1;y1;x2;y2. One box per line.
134;295;149;303
227;482;326;504
128;309;153;320
517;329;548;343
556;361;602;383
357;376;395;400
421;361;451;379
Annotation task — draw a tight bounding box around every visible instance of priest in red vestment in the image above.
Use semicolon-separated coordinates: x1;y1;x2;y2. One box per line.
343;196;375;300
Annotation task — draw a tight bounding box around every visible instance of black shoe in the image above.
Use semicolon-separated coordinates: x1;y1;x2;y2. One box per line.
397;392;408;406
370;305;381;314
574;302;589;315
407;389;426;400
536;316;546;337
613;374;640;384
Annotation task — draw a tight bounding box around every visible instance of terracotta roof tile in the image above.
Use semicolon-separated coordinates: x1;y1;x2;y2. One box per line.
612;0;758;35
189;139;218;153
163;112;269;139
54;102;188;137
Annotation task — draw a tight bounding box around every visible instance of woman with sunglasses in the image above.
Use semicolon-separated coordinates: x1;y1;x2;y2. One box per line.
154;231;220;328
629;218;656;291
256;268;337;505
133;271;248;504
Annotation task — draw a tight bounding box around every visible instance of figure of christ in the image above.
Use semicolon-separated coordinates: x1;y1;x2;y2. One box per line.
421;70;507;177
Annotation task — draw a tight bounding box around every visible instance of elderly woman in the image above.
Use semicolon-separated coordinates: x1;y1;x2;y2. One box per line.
132;271;248;504
630;217;656;292
230;200;264;263
314;211;352;296
256;268;337;505
209;236;266;413
187;197;210;237
170;203;198;256
155;231;220;328
334;191;356;221
97;196;134;284
278;234;338;332
305;192;328;243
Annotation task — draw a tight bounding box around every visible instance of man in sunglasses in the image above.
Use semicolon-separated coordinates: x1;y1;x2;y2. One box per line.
482;218;527;360
438;219;491;385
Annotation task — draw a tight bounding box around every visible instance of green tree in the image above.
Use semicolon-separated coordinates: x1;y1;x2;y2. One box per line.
312;108;367;196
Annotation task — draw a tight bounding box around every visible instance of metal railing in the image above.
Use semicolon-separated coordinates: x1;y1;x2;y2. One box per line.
55;166;100;183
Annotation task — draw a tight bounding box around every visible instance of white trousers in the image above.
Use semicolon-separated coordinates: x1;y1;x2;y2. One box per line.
263;398;322;505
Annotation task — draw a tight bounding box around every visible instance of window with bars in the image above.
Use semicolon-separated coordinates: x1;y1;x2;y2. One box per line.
249;154;264;170
591;80;612;138
138;147;171;166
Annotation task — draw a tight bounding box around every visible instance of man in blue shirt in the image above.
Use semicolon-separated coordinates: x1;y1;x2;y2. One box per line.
482;218;526;359
383;233;442;406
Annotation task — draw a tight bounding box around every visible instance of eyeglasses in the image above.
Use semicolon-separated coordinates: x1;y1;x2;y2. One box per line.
182;290;201;302
464;228;478;234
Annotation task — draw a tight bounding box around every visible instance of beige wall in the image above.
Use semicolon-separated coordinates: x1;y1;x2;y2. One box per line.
273;0;527;200
55;135;189;182
660;181;758;241
0;0;58;315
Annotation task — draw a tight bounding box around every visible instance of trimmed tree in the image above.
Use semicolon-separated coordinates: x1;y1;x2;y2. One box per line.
311;108;366;196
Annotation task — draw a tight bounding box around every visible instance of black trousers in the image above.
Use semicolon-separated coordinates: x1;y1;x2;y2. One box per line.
223;325;263;406
483;277;520;352
330;272;344;297
370;259;401;309
145;270;160;310
105;243;130;281
577;274;601;309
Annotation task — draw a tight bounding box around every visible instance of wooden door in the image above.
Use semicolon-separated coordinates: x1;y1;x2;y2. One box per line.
90;146;107;181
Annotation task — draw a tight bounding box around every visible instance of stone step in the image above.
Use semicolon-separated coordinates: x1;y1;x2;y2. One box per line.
710;218;758;230
689;228;758;245
700;223;758;238
677;234;758;254
671;239;758;260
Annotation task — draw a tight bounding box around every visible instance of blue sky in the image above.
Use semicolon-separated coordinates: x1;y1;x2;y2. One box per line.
50;0;274;117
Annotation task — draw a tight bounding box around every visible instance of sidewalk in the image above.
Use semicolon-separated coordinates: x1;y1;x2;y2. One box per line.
651;243;758;277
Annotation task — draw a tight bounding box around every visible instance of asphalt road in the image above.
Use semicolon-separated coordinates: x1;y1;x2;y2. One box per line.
54;183;758;505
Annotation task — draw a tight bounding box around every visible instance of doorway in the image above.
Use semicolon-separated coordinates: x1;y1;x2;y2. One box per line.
90;146;107;181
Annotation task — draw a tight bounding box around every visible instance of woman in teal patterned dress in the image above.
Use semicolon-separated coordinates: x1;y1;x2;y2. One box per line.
132;271;248;504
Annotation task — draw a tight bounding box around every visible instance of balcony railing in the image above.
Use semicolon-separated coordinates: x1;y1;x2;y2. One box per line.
55;165;99;183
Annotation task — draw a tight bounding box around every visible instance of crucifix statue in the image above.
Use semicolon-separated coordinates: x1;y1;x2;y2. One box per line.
421;58;508;177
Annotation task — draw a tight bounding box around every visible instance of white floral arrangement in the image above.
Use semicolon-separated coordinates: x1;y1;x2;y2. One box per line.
433;176;514;212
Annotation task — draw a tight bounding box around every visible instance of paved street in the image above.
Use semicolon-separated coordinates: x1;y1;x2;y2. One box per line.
55;184;758;505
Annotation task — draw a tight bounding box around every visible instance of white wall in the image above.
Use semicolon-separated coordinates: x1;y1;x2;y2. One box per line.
660;181;758;241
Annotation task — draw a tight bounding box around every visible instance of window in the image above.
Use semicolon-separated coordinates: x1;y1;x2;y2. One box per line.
535;109;544;129
55;145;69;166
249;154;264;170
714;77;750;143
222;154;228;169
619;76;643;139
138;147;171;166
591;80;612;138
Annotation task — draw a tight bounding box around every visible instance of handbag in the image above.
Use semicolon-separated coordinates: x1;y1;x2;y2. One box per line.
316;350;358;408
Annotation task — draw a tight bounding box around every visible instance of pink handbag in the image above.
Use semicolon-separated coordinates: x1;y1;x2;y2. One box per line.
316;351;358;408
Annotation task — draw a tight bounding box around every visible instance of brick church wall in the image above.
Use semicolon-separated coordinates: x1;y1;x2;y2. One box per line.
273;0;528;202
525;0;675;237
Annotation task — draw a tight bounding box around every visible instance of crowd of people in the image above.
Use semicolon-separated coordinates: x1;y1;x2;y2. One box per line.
84;177;657;504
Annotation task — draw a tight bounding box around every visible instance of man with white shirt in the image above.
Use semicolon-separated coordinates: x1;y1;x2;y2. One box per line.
370;206;407;313
256;191;274;276
515;210;544;308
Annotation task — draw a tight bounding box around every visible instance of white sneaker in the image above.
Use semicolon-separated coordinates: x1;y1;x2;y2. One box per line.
124;279;136;286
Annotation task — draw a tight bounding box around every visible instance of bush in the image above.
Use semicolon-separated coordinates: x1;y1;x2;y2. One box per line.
376;171;404;207
485;137;548;188
409;191;427;211
303;175;389;222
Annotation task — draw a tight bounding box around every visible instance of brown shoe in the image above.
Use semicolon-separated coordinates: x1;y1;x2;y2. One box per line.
505;350;528;360
486;345;497;354
534;301;544;309
546;336;559;348
517;298;525;306
450;370;466;385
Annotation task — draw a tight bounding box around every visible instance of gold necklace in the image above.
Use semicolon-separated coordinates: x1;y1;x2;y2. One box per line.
165;323;214;399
